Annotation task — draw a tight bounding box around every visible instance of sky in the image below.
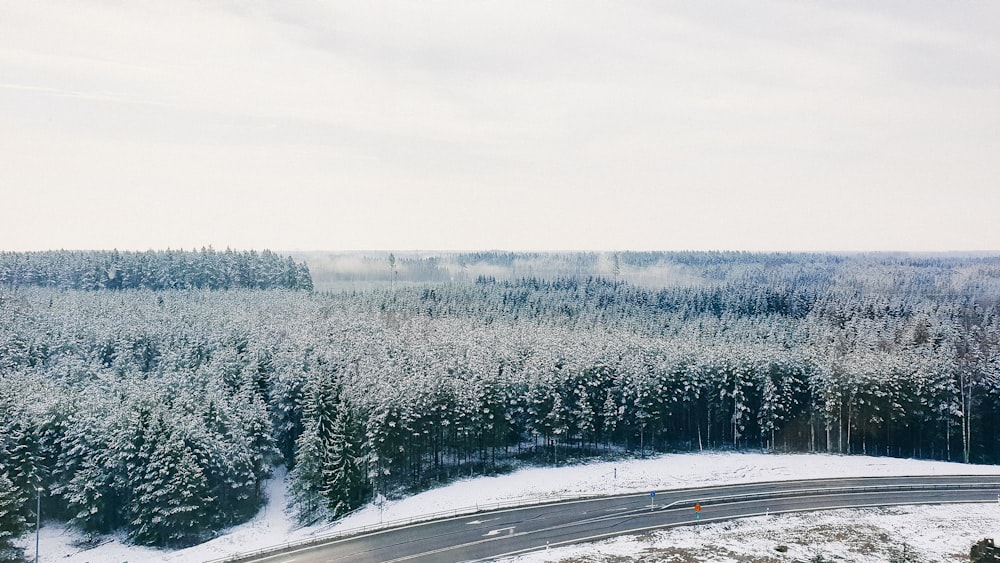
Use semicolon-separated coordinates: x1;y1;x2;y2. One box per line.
2;1;999;253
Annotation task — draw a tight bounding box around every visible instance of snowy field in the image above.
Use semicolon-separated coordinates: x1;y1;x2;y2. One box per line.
17;452;1000;563
500;503;1000;563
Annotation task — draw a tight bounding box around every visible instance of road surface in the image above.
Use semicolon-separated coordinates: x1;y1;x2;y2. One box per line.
231;475;1000;563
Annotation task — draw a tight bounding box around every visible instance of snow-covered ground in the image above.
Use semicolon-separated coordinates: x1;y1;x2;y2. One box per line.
17;452;1000;563
500;503;1000;563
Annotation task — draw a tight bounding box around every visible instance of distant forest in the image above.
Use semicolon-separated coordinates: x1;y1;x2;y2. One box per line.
0;248;312;291
2;250;999;555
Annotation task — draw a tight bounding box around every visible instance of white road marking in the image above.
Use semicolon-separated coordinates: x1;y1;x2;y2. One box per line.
467;517;498;525
483;526;516;537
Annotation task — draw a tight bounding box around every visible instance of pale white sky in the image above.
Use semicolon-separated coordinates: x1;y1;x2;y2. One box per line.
2;1;998;252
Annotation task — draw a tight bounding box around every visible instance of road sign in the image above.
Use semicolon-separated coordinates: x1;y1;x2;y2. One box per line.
649;491;655;509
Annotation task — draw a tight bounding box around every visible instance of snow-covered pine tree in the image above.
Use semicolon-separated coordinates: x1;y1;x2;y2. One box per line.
128;415;211;547
288;419;325;522
321;401;368;517
289;369;369;521
0;470;27;561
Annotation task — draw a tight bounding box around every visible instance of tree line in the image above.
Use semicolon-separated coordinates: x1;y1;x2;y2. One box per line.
0;248;312;291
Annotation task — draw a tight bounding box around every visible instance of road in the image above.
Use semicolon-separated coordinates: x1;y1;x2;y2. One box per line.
234;475;1000;563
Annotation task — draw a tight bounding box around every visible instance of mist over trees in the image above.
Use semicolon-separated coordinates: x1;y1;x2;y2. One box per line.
2;250;1000;551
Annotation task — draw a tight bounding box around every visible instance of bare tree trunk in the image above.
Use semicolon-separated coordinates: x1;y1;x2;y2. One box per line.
959;371;971;464
946;417;951;462
838;402;843;454
962;383;972;463
810;414;816;453
706;405;711;448
846;399;853;455
826;413;831;454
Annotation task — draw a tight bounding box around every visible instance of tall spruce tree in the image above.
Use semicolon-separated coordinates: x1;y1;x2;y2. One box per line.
0;471;27;562
290;372;369;521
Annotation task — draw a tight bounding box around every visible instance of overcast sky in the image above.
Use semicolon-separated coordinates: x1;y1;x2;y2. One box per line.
2;1;999;252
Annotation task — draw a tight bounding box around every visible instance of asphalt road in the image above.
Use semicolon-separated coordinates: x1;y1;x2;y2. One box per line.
237;475;1000;563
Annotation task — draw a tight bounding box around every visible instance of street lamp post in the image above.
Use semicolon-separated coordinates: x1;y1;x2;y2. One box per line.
35;486;42;563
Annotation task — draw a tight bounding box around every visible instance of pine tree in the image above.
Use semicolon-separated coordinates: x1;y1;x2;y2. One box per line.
126;413;211;547
289;373;368;521
321;403;368;517
289;420;325;522
0;471;27;562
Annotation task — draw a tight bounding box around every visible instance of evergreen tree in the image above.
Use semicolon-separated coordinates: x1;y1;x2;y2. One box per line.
129;417;211;547
289;373;369;520
0;471;27;562
288;419;325;522
321;403;368;517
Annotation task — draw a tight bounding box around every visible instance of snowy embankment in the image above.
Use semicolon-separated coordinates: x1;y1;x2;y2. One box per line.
501;503;1000;563
18;452;1000;563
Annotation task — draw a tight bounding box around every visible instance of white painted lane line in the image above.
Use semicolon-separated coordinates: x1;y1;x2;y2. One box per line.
466;517;499;525
483;526;516;537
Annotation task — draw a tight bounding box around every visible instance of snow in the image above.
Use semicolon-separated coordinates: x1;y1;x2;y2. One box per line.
501;504;1000;563
17;452;1000;563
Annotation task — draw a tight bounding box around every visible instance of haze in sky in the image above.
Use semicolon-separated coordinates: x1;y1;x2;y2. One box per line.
2;1;998;252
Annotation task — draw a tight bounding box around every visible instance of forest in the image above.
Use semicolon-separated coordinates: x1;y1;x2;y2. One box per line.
1;250;999;558
0;248;313;291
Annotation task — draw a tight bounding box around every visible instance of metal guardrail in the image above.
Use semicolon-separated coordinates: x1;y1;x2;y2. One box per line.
660;482;1000;510
667;482;1000;507
206;479;1000;563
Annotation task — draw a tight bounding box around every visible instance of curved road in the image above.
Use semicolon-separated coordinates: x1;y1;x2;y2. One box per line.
235;475;1000;563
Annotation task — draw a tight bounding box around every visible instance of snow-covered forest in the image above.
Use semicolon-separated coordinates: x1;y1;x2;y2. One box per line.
0;249;313;291
2;250;1000;555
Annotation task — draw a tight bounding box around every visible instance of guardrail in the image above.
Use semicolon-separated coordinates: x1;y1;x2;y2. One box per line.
206;480;1000;563
660;482;1000;510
